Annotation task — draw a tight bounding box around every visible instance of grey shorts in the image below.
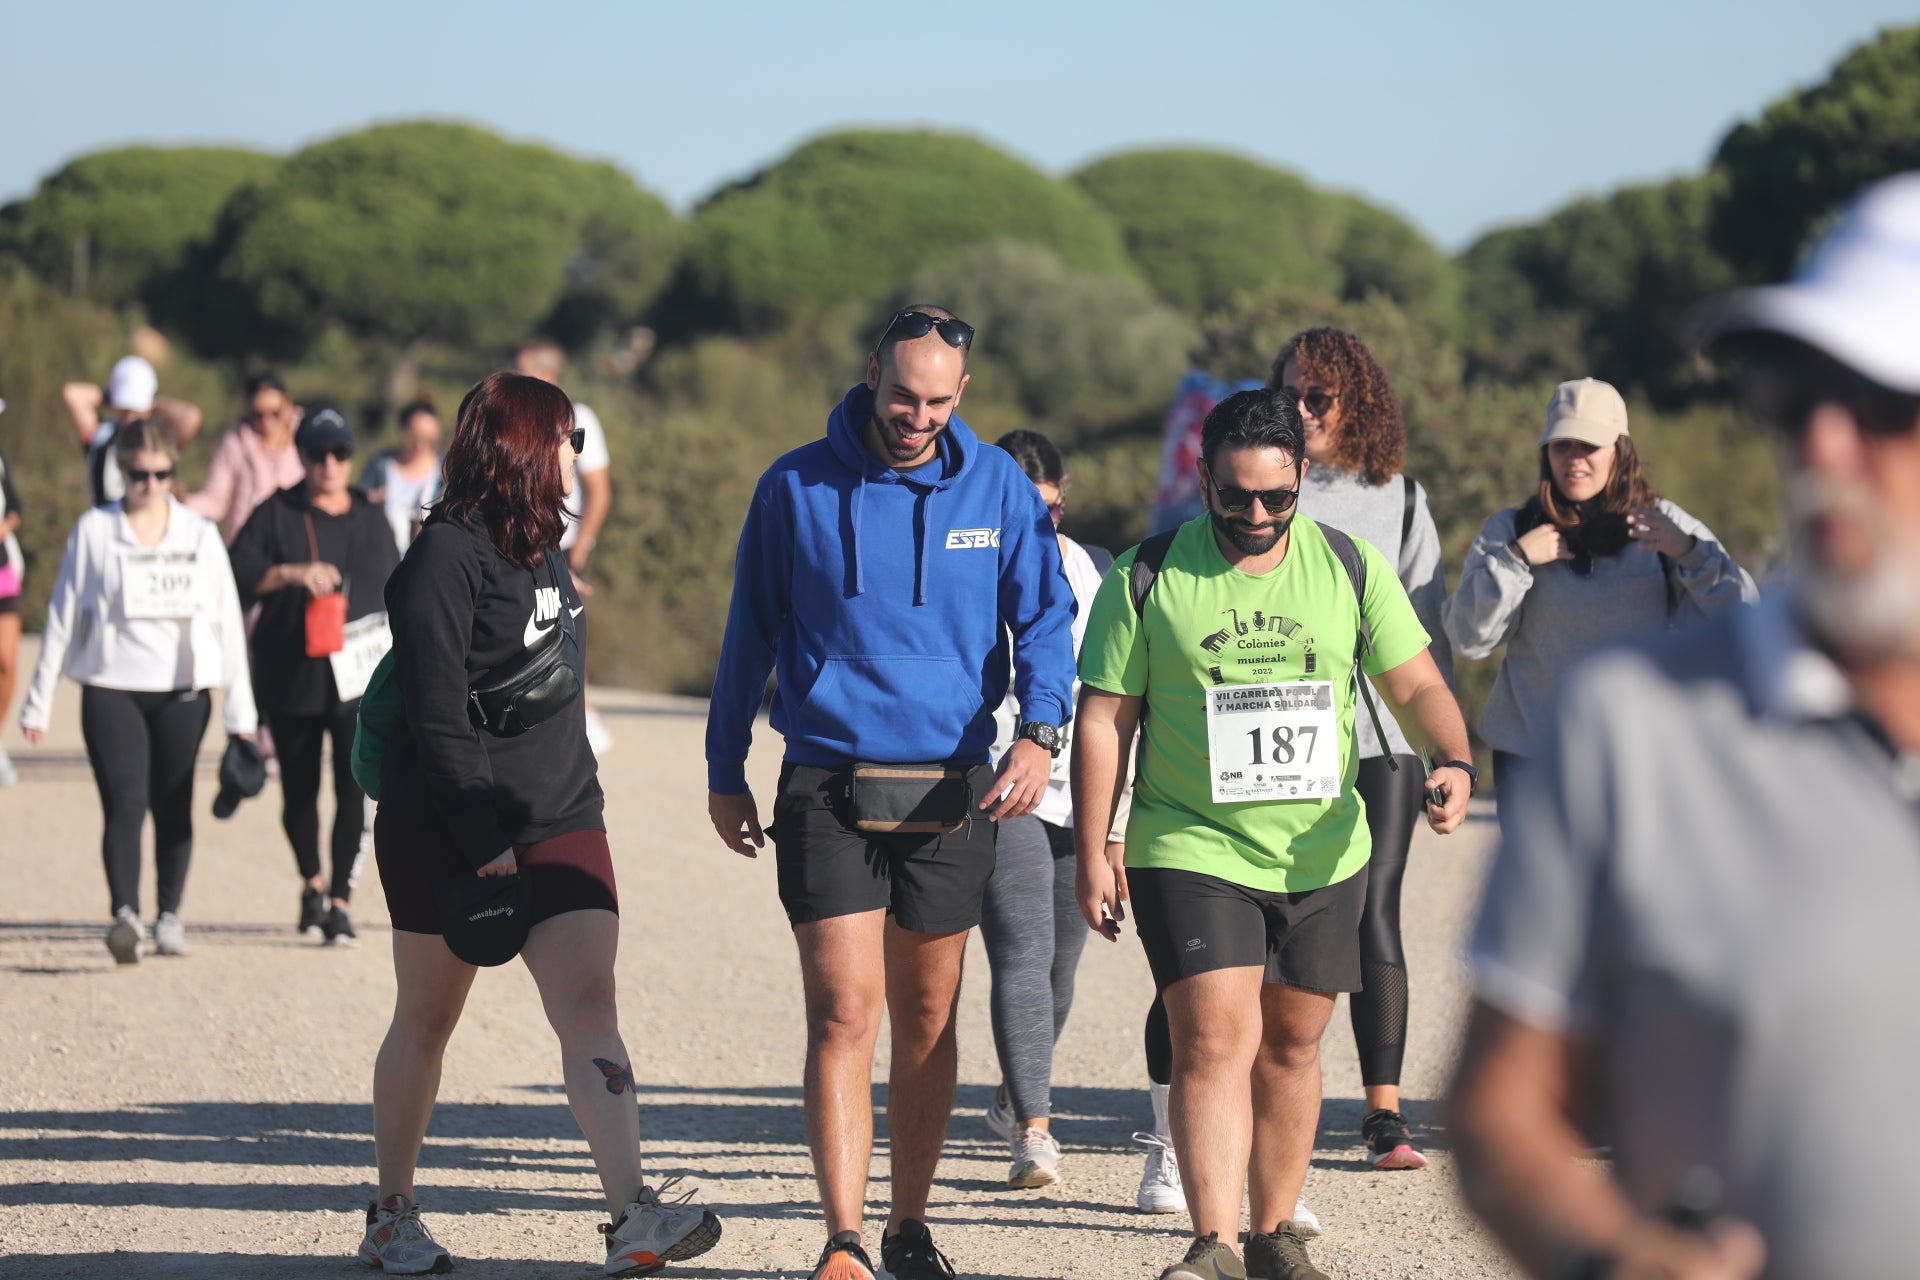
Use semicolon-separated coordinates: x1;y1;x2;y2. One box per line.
1130;864;1369;993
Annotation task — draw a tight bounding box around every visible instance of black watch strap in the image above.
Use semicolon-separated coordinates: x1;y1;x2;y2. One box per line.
1441;759;1479;794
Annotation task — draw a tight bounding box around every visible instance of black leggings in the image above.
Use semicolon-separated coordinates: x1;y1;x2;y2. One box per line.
80;686;212;918
270;697;366;903
1141;751;1426;1089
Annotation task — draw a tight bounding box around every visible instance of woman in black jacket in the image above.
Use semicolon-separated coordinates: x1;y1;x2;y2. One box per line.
229;406;399;945
357;371;719;1277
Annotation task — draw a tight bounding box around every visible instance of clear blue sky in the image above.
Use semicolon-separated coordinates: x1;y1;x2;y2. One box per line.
2;1;1912;249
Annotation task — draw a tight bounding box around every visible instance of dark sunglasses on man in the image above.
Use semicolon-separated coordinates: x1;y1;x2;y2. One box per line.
1734;336;1920;439
1202;463;1300;515
875;309;975;353
303;445;353;465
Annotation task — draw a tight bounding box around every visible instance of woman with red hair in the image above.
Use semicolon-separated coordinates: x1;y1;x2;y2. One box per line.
358;371;720;1277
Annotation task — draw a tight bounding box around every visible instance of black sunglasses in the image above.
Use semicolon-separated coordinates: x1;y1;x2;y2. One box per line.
1279;385;1338;418
876;310;975;352
1203;466;1299;516
303;445;353;464
566;426;586;454
1737;344;1920;439
126;467;175;485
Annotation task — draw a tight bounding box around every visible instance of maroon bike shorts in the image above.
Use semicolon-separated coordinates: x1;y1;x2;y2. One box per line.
374;808;617;935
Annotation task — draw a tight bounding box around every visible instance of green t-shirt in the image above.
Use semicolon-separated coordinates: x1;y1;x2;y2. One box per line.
1079;515;1431;892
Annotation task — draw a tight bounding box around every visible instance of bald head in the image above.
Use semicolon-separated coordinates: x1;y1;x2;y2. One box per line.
873;304;971;373
515;340;566;384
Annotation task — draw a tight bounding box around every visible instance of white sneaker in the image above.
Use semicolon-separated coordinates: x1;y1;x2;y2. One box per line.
0;742;17;787
584;706;615;757
359;1193;452;1274
1133;1131;1183;1213
1008;1125;1063;1189
984;1083;1016;1141
153;912;189;957
601;1178;721;1276
106;906;146;965
1294;1193;1322;1238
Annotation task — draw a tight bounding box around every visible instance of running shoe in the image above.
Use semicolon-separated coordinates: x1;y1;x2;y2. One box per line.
1134;1131;1183;1213
600;1178;721;1276
299;887;327;937
1293;1194;1321;1239
1243;1223;1329;1280
1361;1107;1429;1170
1008;1125;1062;1189
323;904;360;948
984;1082;1016;1141
880;1218;954;1280
153;912;189;957
0;742;17;787
358;1193;453;1274
106;906;146;965
1159;1232;1246;1280
808;1230;876;1280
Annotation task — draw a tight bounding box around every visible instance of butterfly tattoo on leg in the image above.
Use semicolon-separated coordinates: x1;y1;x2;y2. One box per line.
592;1058;636;1096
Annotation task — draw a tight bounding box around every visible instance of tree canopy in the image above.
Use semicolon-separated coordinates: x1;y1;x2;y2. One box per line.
680;130;1135;330
1070;149;1455;323
0;147;280;309
191;122;678;355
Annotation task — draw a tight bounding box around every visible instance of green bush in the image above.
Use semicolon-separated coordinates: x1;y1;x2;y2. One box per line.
681;130;1134;330
0;147;279;310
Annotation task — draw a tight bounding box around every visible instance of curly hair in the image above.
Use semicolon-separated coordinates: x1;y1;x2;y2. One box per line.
1266;327;1405;486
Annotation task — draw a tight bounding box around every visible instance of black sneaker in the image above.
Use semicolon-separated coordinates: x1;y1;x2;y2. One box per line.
880;1218;954;1280
1361;1107;1429;1170
809;1230;876;1280
299;887;326;937
1159;1232;1246;1280
1244;1223;1329;1280
322;904;359;948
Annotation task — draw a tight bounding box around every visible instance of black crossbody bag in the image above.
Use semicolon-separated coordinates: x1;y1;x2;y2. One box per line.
467;550;581;737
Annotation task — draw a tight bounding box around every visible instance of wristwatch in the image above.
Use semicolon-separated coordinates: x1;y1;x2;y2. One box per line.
1018;722;1062;757
1439;759;1480;795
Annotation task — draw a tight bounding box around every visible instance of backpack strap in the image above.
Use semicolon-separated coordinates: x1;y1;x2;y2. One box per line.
1401;473;1417;548
1129;530;1179;617
1318;524;1398;773
1660;551;1679;627
1082;543;1116;579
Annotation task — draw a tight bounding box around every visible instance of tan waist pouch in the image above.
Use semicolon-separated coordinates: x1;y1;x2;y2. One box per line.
848;763;974;834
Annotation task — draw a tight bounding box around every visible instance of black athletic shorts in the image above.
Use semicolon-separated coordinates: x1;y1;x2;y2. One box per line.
1130;864;1369;994
374;807;617;935
771;761;998;934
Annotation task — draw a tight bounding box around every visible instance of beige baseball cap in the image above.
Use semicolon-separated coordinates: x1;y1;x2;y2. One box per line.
1539;377;1628;447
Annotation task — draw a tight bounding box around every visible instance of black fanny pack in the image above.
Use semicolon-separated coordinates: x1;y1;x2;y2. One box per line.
847;762;975;834
468;551;581;738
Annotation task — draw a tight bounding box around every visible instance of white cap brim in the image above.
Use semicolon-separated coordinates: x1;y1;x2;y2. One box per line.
1701;281;1920;395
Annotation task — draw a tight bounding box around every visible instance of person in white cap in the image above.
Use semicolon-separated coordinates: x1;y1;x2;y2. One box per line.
1450;172;1920;1279
61;355;203;507
1442;376;1755;791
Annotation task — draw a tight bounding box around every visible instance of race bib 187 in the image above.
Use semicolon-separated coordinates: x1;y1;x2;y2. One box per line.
329;611;393;702
1205;680;1342;803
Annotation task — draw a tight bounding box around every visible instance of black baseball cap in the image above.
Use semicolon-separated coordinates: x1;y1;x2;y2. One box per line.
212;737;268;820
294;405;353;456
433;871;532;967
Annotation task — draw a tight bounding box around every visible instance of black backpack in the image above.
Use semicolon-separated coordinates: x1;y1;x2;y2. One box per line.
1127;523;1399;773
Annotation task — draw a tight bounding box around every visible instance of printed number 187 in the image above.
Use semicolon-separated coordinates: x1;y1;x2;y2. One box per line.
1248;724;1315;765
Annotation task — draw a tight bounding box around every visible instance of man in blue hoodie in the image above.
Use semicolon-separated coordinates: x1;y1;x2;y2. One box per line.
706;306;1078;1280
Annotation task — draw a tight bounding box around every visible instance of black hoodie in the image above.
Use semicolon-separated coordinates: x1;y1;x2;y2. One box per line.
378;515;603;869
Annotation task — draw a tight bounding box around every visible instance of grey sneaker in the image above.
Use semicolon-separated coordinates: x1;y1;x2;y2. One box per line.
600;1178;721;1276
106;906;146;965
1244;1223;1331;1280
1159;1232;1246;1280
1134;1131;1183;1213
358;1193;453;1274
1008;1125;1062;1189
153;912;189;957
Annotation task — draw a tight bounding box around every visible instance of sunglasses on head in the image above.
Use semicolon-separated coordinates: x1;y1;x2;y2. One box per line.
1203;466;1299;516
126;467;175;485
303;445;353;464
876;310;975;352
1737;344;1920;440
1280;386;1338;418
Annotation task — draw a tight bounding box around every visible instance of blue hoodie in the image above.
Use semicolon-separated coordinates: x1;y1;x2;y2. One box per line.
706;384;1078;794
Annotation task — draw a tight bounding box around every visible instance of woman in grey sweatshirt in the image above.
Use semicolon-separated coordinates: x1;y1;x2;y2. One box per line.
1445;378;1756;777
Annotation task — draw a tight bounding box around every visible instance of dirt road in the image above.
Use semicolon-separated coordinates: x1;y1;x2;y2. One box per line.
0;639;1517;1278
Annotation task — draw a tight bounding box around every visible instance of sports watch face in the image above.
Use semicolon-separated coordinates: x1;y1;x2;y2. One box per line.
1020;722;1061;754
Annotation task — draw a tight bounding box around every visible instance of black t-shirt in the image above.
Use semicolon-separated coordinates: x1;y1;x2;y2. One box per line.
376;515;603;868
229;485;401;719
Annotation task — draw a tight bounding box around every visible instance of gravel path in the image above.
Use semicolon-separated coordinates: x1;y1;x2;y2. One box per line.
0;639;1518;1278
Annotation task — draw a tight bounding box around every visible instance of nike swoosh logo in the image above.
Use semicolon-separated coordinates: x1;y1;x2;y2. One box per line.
524;615;556;647
570;605;584;617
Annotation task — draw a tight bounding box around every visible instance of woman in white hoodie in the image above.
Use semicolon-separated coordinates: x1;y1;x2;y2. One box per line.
20;418;257;963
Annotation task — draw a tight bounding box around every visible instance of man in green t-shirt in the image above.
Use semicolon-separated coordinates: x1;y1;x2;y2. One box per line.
1073;389;1473;1280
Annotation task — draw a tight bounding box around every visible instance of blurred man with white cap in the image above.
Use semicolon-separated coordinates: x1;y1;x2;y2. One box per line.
61;354;203;506
1452;173;1920;1278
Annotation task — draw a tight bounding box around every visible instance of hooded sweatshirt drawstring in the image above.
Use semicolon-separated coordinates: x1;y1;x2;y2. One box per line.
850;479;867;597
915;488;933;606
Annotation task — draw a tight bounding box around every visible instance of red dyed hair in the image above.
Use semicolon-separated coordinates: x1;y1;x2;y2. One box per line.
439;372;574;568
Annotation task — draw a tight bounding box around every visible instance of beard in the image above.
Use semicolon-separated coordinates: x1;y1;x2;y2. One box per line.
874;413;944;464
1787;480;1920;663
1211;508;1295;556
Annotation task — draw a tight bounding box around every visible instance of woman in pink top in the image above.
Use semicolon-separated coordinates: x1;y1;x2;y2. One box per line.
189;372;307;544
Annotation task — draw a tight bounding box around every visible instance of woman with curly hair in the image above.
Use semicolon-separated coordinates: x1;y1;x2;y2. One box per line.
1445;378;1755;780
